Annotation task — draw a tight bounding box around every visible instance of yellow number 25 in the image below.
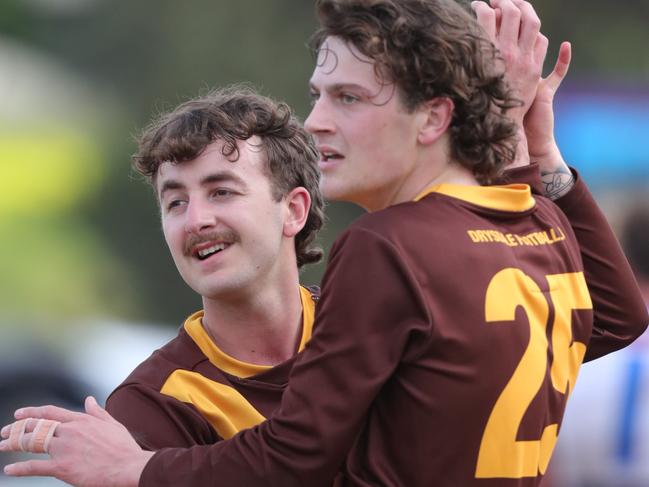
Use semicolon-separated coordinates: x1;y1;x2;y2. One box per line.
475;269;592;479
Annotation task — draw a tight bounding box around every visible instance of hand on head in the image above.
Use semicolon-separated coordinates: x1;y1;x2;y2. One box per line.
471;0;572;172
472;0;547;123
0;396;152;487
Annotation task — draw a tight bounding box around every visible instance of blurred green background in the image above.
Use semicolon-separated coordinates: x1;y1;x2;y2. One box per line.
1;0;648;328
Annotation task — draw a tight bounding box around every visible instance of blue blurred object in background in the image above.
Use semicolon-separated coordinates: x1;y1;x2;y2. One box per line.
555;85;649;187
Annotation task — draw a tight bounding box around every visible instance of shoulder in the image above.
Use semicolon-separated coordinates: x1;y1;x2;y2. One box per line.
331;196;470;258
113;326;206;393
106;381;219;449
332;202;420;251
323;205;428;292
352;199;445;233
345;193;492;241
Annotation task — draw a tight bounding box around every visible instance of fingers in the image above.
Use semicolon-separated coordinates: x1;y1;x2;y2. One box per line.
1;422;13;439
513;0;541;52
491;0;521;49
7;419;28;451
472;1;497;42
533;33;549;68
4;459;57;477
0;419;60;454
483;0;542;56
84;396;117;424
30;420;60;453
15;404;83;423
544;41;572;93
1;419;35;449
5;418;49;435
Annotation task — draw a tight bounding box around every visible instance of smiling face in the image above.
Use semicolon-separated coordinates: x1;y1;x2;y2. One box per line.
305;36;429;211
157;139;295;301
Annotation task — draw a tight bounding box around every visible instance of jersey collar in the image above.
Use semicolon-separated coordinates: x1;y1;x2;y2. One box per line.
184;286;315;378
414;183;535;212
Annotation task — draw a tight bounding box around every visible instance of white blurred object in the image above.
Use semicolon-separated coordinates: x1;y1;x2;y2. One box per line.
0;35;108;126
550;330;649;487
65;320;177;403
0;320;176;485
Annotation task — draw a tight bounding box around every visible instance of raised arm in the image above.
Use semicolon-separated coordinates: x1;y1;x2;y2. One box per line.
473;0;648;358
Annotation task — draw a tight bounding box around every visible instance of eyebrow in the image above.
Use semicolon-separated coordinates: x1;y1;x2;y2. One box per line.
309;82;375;97
158;170;248;198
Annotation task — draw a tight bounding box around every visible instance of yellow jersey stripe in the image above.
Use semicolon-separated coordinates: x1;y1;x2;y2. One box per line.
160;369;266;440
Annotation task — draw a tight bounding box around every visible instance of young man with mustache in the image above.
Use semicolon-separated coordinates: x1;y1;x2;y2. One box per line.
98;87;326;451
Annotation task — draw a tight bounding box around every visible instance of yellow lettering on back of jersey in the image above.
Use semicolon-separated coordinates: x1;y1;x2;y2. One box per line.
466;227;566;248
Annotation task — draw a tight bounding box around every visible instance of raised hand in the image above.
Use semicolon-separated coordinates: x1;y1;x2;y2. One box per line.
472;0;574;196
472;0;547;126
524;41;571;160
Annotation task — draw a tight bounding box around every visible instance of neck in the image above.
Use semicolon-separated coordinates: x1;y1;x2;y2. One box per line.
367;143;479;212
201;272;303;366
406;159;480;201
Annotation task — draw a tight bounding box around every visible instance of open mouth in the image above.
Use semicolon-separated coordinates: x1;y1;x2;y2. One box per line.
194;242;231;261
321;151;343;162
317;145;343;163
322;152;342;161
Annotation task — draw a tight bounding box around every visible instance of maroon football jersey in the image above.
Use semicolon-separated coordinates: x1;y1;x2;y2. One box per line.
140;177;647;486
106;286;317;449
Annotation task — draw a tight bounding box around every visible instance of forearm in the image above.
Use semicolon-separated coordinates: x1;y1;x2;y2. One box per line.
504;161;648;358
534;144;575;201
553;170;648;359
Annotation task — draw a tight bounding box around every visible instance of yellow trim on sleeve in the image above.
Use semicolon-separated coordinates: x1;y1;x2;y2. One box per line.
160;369;266;440
184;285;316;378
297;285;315;352
414;183;535;212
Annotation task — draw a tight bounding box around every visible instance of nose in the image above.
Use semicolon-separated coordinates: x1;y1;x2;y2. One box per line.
304;97;335;135
184;198;216;235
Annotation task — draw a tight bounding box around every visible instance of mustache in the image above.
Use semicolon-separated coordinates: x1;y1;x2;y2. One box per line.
183;229;240;256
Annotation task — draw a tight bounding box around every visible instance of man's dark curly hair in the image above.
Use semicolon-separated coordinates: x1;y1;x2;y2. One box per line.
311;0;520;183
132;86;325;268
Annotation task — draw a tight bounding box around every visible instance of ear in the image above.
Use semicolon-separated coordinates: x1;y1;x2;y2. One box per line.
417;97;454;145
283;187;311;238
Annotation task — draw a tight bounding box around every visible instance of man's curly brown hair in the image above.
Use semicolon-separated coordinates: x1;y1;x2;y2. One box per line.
132;86;325;268
311;0;520;183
